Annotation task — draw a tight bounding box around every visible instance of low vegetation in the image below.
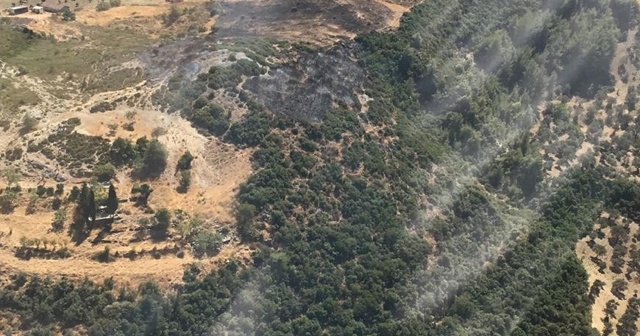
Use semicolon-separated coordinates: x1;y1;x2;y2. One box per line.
0;23;148;80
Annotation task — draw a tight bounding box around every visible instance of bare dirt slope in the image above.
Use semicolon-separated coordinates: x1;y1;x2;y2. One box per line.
216;0;418;45
0;0;422;287
0;54;253;286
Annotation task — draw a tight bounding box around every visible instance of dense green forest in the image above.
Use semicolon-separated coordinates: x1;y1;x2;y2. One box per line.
2;0;640;335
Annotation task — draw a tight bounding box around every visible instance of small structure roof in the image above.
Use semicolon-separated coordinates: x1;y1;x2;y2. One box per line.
40;0;67;12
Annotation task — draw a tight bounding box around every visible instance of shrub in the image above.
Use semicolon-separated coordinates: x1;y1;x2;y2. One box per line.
153;208;171;237
96;1;110;11
131;184;152;206
5;147;23;161
56;247;71;259
136;140;167;178
20;114;38;134
51;209;66;233
94;163;116;182
177;151;194;170
61;7;75;21
178;170;191;193
109;138;137;167
36;185;46;197
68;186;80;202
612;279;628;300
55;183;64;196
0;189;17;214
94;246;115;263
151;127;167;138
51;198;62;210
163;5;181;27
191;230;222;258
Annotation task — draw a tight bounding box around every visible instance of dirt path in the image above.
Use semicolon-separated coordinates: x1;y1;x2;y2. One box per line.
374;0;412;28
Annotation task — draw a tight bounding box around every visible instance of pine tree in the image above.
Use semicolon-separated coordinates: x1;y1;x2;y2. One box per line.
107;184;118;214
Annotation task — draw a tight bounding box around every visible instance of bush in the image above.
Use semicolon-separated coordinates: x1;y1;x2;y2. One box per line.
51;198;62;210
56;247;71;259
136;140;167;179
191;230;222;258
131;184;152;206
61;7;75;21
94;246;114;263
612;279;628;300
151;127;167;138
177;151;194;170
153;208;171;238
55;183;64;196
108;0;120;7
94;163;116;182
189;104;229;136
20;114;38;134
109;137;136;167
5;147;23;161
163;5;181;27
51;209;66;232
96;1;110;11
0;189;17;214
178;170;191;193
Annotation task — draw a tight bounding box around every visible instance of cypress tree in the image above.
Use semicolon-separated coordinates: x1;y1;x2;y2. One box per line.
88;189;96;224
107;184;118;214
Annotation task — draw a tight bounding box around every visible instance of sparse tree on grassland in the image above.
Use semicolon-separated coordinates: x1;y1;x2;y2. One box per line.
136;139;167;179
177;151;194;170
612;279;628;300
153;208;171;238
51;209;66;233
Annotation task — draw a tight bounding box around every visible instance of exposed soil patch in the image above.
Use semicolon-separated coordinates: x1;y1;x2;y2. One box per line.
216;0;415;45
76;5;169;27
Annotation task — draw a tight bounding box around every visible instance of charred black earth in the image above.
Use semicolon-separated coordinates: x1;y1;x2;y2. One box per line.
243;46;368;122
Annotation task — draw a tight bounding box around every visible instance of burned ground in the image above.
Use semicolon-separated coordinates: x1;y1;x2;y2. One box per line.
138;37;218;81
243;46;368;122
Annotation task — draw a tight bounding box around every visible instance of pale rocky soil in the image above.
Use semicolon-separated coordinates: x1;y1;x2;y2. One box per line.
0;57;253;286
0;0;419;286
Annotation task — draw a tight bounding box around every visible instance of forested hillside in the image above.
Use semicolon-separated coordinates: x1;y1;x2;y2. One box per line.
2;0;640;335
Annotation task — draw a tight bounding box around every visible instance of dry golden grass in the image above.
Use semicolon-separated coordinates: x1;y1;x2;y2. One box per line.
577;214;640;334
